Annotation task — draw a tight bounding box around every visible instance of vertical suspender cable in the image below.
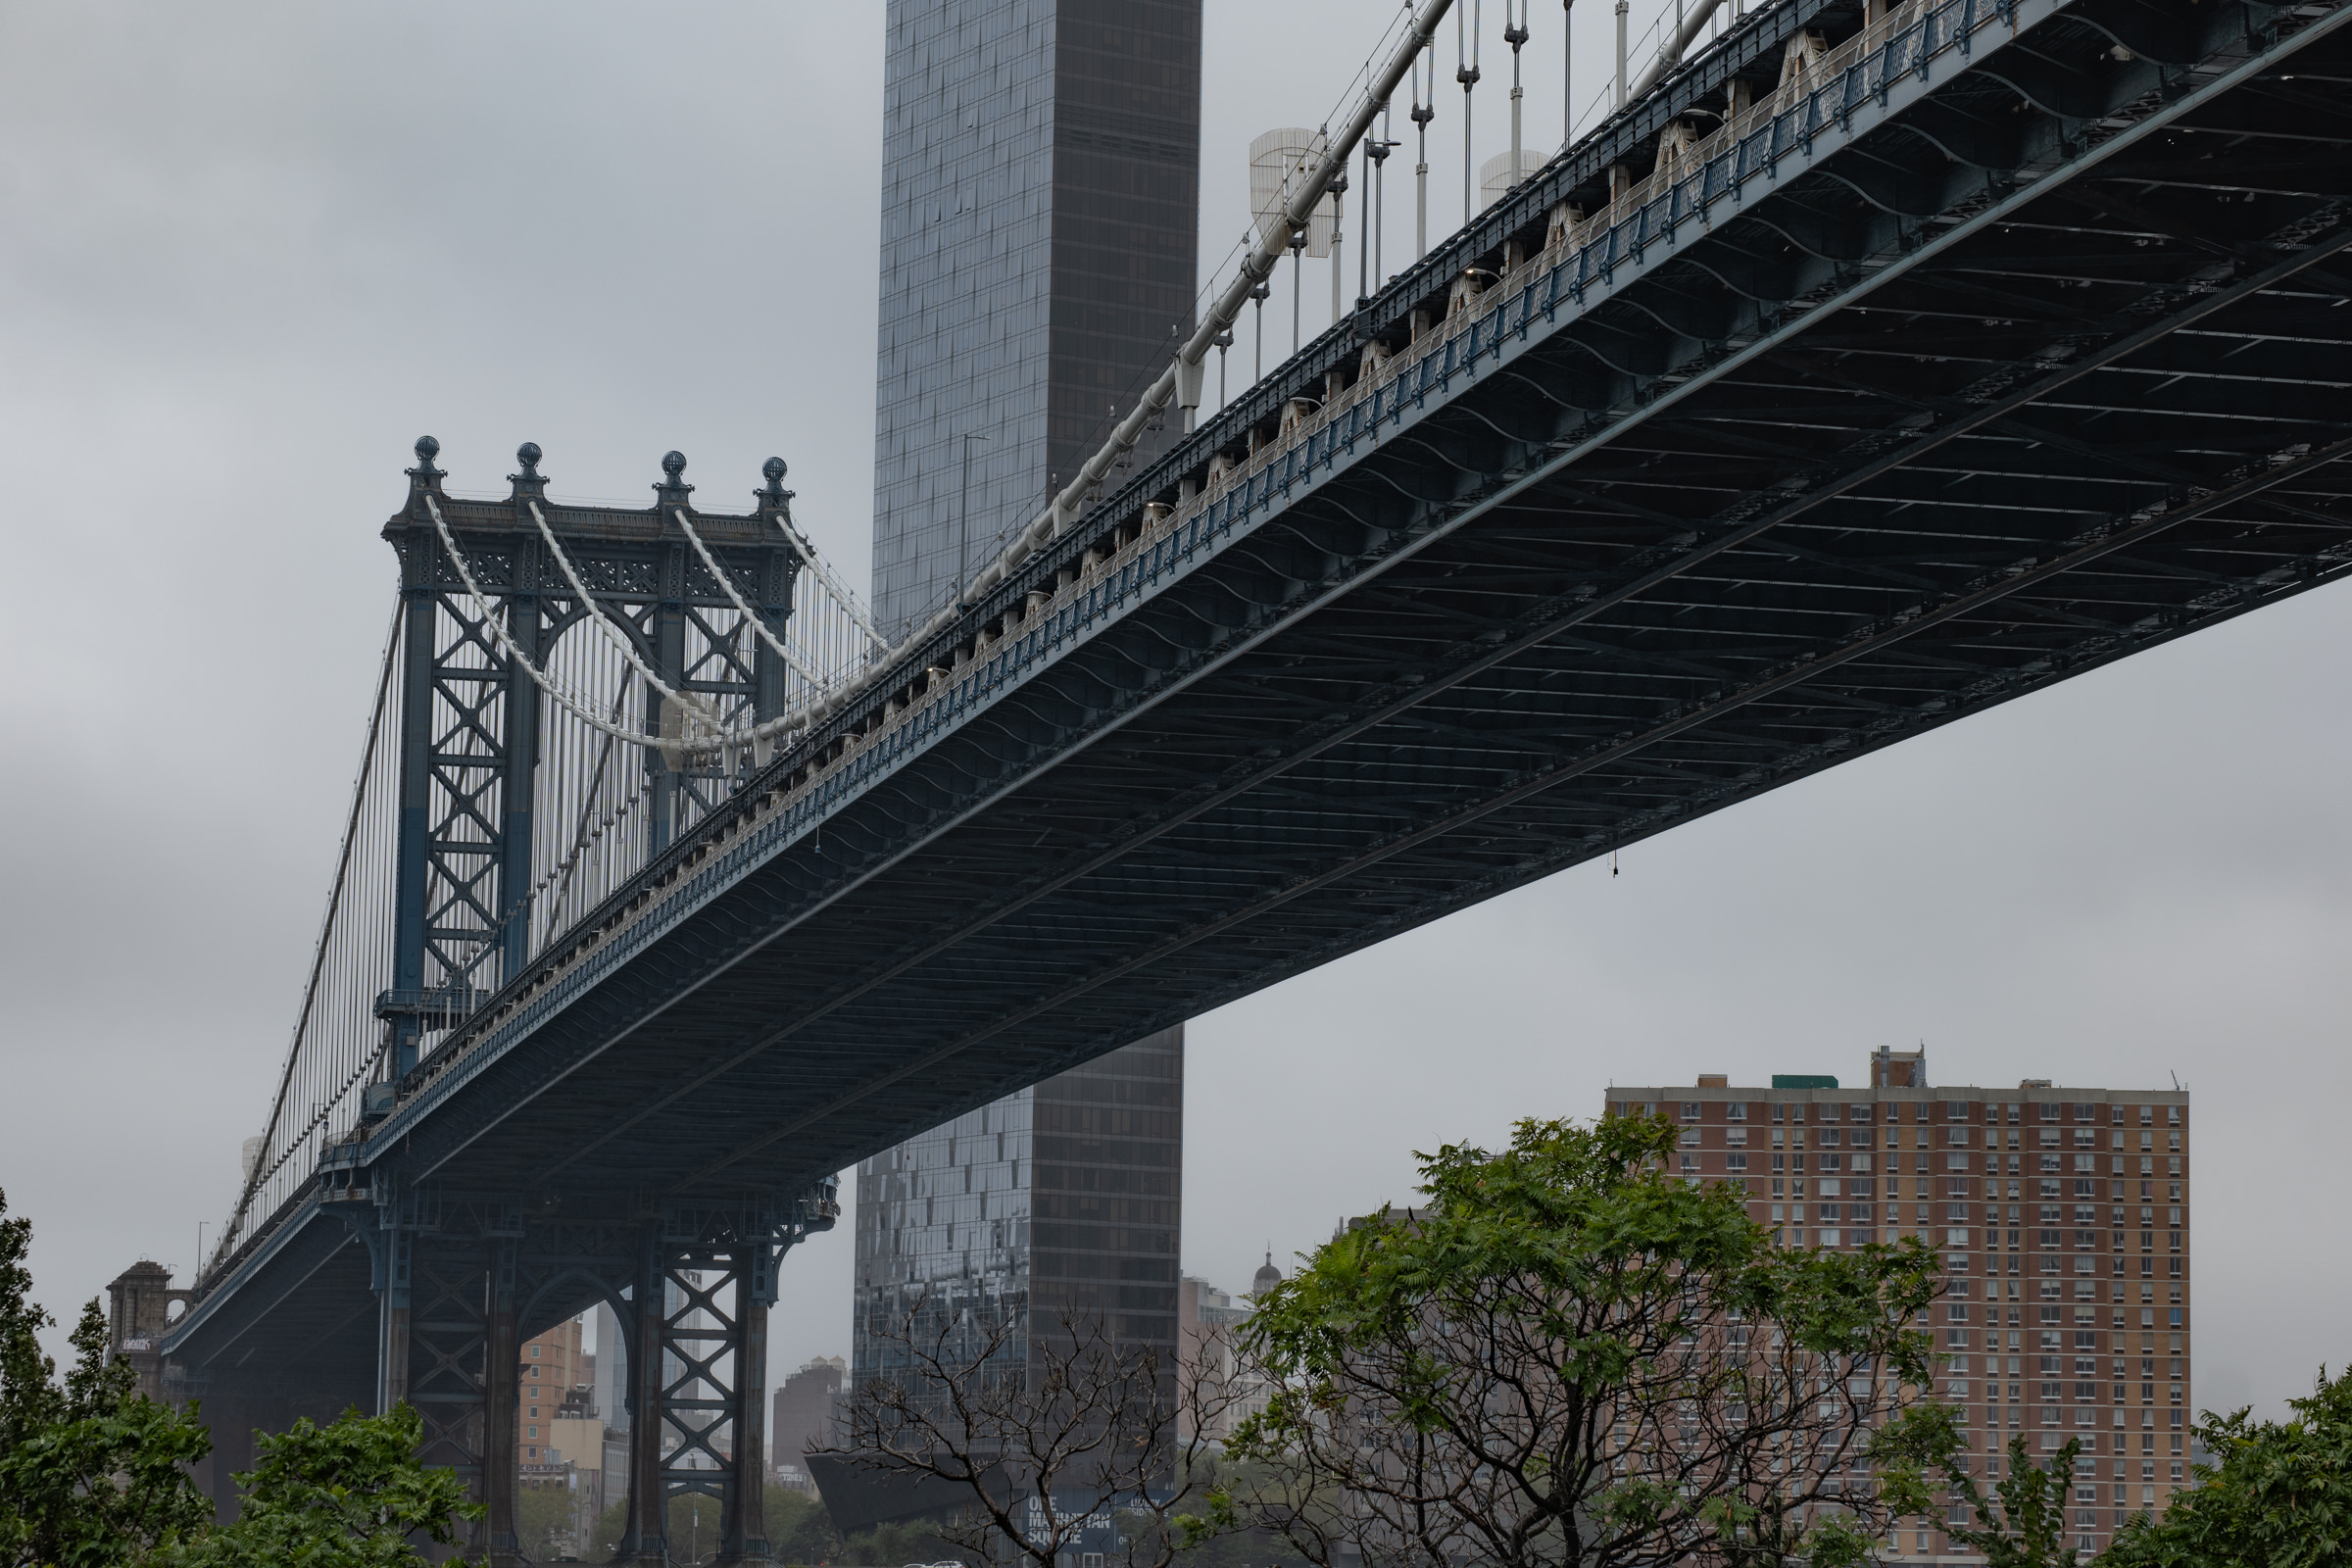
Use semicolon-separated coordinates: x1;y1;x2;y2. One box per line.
1457;0;1481;224
1506;0;1529;189
1412;40;1435;258
1615;0;1629;108
1331;179;1345;325
1563;0;1576;145
1358;135;1372;302
212;601;402;1276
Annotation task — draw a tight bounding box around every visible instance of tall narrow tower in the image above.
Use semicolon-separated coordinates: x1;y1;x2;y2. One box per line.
869;0;1203;637
845;6;1200;1527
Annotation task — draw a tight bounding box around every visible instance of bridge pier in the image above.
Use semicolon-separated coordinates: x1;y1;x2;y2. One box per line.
717;1259;773;1567
481;1239;524;1567
606;1203;817;1567
613;1228;670;1567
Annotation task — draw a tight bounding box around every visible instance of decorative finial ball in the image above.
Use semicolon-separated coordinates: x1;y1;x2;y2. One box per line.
763;457;788;483
517;441;542;468
416;435;440;463
662;450;687;479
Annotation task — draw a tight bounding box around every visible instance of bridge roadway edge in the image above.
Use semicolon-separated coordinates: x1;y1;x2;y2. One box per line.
170;0;2352;1384
379;0;2097;1175
382;0;2339;1180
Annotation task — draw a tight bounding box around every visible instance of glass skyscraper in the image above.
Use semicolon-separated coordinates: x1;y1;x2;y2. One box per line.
868;0;1203;637
847;6;1199;1480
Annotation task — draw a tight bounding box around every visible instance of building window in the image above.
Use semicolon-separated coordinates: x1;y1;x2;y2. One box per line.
1682;1102;1701;1121
1727;1153;1747;1171
1727;1102;1747;1121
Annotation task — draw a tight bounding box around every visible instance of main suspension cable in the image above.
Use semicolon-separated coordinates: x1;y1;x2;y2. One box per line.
672;507;832;687
430;497;681;750
527;501;692;709
433;497;837;754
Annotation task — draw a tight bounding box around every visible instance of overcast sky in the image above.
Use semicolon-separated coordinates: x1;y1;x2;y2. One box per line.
2;0;2345;1428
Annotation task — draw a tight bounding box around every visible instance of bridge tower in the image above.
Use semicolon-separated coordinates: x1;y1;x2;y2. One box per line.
379;440;805;1081
355;442;835;1563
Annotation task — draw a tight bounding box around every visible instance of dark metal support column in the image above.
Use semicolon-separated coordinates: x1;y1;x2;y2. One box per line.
615;1227;670;1568
481;1238;523;1567
716;1254;773;1566
374;1221;412;1418
388;439;447;1081
646;453;695;858
498;446;550;986
751;460;799;737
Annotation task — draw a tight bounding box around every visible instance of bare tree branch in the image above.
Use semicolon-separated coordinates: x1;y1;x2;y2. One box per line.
819;1293;1246;1568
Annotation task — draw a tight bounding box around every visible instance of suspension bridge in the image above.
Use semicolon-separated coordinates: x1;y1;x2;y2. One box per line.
142;0;2352;1556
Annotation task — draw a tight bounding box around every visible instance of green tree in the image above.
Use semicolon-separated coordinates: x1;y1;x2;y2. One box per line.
767;1486;843;1565
1226;1114;1957;1568
582;1482;843;1564
2098;1364;2352;1568
514;1476;577;1559
0;1187;216;1568
167;1404;478;1567
1938;1436;2082;1567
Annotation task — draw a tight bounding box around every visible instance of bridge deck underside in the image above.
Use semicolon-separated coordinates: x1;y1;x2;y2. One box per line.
199;0;2352;1345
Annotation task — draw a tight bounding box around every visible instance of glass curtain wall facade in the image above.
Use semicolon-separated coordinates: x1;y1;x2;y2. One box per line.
869;0;1203;638
851;1027;1183;1396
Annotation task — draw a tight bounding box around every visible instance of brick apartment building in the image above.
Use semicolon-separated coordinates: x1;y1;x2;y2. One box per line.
1606;1048;2190;1562
519;1316;590;1464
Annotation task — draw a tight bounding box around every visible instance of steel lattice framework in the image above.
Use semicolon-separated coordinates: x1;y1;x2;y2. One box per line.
160;0;2352;1556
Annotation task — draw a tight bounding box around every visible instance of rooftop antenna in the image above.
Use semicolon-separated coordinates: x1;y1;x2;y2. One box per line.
956;431;989;592
1457;0;1483;226
2170;1071;2181;1092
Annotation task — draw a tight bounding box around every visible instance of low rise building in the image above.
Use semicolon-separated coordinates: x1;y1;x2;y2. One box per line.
519;1316;589;1464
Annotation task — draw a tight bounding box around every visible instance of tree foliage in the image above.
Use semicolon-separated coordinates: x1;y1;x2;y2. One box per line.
0;1188;216;1568
585;1479;844;1563
163;1405;478;1568
2098;1364;2352;1568
1225;1115;1954;1568
1939;1436;2082;1567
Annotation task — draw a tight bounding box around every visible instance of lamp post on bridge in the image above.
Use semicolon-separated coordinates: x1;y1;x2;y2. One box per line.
957;431;989;608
